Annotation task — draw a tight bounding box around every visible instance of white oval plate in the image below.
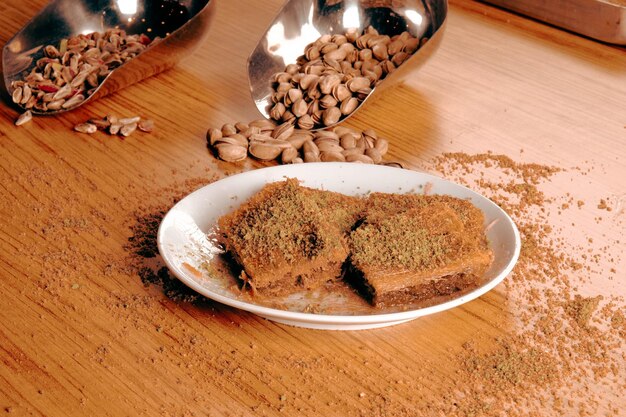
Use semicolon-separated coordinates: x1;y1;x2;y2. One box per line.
157;163;520;330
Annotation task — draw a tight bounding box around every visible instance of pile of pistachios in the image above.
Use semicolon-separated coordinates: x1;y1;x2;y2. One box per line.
267;26;425;129
208;119;390;165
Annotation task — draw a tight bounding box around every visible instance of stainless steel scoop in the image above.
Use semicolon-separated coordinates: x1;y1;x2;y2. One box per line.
247;0;447;129
2;0;216;115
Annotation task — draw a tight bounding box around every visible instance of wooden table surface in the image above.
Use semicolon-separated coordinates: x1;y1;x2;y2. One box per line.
1;1;625;416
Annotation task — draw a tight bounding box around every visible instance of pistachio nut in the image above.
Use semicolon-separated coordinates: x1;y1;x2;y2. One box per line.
317;141;344;154
297;114;314;130
346;77;370;93
303;151;321;163
374;137;389;156
340;133;357;149
270;102;287;121
332;84;351;102
272;122;295;142
299;74;320;90
249;142;282;161
387;39;404;55
365;148;382;164
303;140;320;157
340;97;359;115
281;147;299;164
215;143;247;162
346;154;374;164
372;43;389;61
391;51;409;66
287;131;313;149
217;134;248;148
313;130;340;141
292;98;308;117
320;151;346;162
319;95;338;109
322;107;341;126
324;48;347;62
221;123;237;136
404;38;420;54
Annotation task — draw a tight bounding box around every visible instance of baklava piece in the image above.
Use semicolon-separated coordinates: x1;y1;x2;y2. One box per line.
217;179;350;295
348;193;493;307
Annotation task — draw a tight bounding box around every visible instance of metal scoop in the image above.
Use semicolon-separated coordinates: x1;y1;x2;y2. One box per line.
2;0;216;115
247;0;447;130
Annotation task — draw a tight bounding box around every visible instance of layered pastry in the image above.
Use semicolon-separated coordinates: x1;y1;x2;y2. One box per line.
217;179;361;295
347;193;493;307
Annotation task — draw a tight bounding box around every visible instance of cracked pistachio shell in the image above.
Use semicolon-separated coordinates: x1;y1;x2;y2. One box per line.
322;107;341;126
287;131;313;149
320;42;338;54
323;48;347;62
250;138;291;149
285;88;303;106
346;154;374;164
305;45;320;61
216;134;248;148
404;37;420;54
221;123;237;136
346;77;370;93
313;130;339;141
270;102;286;121
291;98;308;117
249;142;283;161
303;151;320;163
249;119;276;132
340;133;357;149
320;151;346;162
12;87;24;103
303;140;320;157
372;43;389;61
341;147;365;158
391;51;409;66
374;137;389;156
215;143;247;162
272;122;296;142
387;39;404;55
319;74;342;95
340;97;359;115
365;148;382;164
281;147;299;164
299;74;320;90
332;84;351;102
281;110;296;124
319;95;338;109
317;141;344;154
296;114;314;130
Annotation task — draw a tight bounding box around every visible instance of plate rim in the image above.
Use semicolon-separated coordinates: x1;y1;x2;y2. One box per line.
157;163;521;325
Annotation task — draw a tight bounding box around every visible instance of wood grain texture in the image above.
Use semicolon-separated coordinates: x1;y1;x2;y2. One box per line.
0;0;625;416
